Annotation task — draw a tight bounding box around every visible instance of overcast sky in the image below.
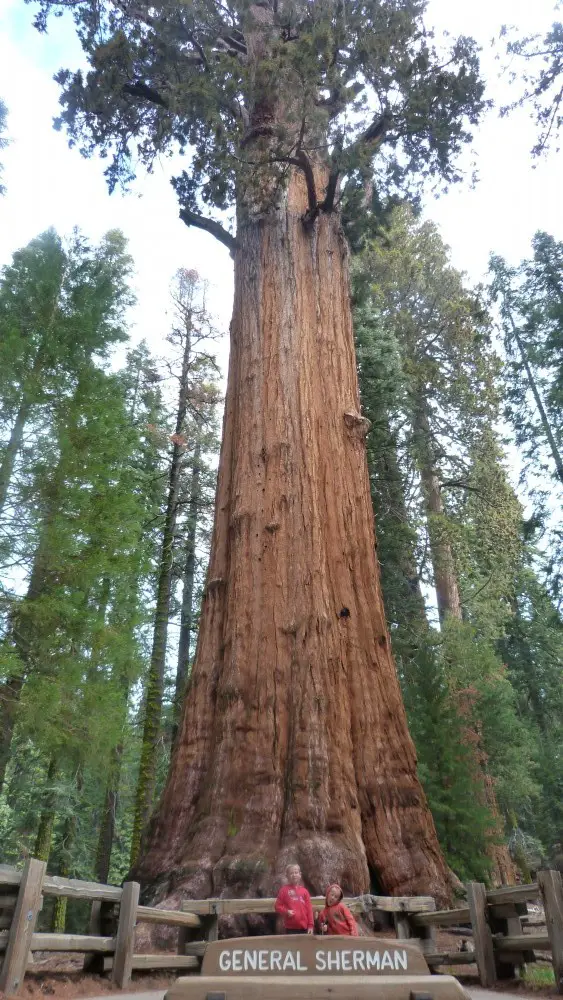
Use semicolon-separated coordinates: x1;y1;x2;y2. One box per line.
0;0;562;366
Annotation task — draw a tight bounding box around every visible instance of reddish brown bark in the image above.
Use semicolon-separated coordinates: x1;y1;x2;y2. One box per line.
134;166;452;907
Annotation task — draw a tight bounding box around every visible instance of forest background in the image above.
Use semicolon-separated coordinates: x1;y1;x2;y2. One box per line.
0;0;562;932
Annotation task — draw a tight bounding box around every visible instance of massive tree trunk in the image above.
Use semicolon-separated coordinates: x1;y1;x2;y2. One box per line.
134;166;451;906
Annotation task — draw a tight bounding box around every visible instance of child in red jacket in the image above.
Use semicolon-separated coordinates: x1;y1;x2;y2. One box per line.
275;864;314;934
318;883;358;936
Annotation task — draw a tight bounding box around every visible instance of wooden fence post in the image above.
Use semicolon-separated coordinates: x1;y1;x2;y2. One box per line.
538;869;563;994
112;881;140;989
467;881;496;988
0;857;46;995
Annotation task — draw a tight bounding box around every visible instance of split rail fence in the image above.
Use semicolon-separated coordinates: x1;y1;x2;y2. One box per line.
0;859;561;995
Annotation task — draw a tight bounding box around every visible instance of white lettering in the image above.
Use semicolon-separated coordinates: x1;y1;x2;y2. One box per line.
219;951;231;972
327;952;340;971
297;952;308;971
341;951;351;971
231;950;242;972
243;951;257;971
366;951;381;971
270;950;282;971
381;951;394;971
352;951;366;972
315;951;326;971
282;952;297;971
394;950;408;971
258;951;268;971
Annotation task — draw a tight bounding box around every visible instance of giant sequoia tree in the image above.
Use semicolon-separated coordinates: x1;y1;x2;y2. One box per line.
37;0;486;902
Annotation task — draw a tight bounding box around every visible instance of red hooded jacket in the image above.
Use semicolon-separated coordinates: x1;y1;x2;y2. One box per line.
275;883;314;931
318;884;358;936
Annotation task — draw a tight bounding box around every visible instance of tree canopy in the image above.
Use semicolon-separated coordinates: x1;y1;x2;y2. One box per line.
33;0;485;247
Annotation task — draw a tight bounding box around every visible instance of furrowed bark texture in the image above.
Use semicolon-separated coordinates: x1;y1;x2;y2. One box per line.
135;167;451;906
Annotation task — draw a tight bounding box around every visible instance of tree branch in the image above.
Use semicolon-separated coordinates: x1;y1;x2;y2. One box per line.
288;150;317;219
123;82;169;107
179;207;238;254
342;110;393;162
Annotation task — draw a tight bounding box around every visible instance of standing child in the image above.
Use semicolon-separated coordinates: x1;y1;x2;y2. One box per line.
318;884;358;936
275;864;314;934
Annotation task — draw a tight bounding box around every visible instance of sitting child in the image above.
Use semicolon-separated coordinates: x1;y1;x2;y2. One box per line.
318;883;358;936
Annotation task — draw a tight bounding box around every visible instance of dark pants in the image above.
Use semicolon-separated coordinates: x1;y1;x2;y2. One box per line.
284;928;308;934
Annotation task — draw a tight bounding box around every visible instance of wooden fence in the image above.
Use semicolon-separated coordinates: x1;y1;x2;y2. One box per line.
0;860;561;995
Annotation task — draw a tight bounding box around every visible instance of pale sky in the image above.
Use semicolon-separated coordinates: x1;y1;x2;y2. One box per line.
0;0;561;365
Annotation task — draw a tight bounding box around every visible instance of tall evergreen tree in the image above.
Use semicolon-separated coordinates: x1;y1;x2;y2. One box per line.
353;205;534;883
33;0;486;901
130;271;221;865
0;229;133;521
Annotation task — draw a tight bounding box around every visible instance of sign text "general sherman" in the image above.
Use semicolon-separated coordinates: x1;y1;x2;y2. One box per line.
218;948;409;974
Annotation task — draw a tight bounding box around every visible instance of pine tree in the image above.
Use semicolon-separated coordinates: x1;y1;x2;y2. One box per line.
353;205;533;883
0;229;133;520
130;271;221;864
503;21;563;156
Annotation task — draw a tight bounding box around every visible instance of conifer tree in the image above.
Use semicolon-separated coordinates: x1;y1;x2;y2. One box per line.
34;0;487;902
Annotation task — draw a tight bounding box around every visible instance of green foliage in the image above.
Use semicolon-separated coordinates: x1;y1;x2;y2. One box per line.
502;21;563;156
31;0;485;239
401;633;494;882
353;203;550;882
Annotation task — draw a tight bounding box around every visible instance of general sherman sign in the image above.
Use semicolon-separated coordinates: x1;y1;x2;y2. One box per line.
204;937;429;977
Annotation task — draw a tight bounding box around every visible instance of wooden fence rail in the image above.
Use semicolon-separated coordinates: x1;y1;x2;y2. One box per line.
0;861;561;994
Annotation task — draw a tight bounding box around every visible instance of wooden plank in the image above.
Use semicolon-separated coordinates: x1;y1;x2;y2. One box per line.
486;883;539;905
467;881;496;988
137;905;201;928
0;857;46;995
0;865;22;887
130;955;199;971
426;952;477;966
112;881;140;989
43;874;122;902
181;894;435;916
493;933;550;951
412;907;471;927
184;941;207;957
30;933;116;952
538;869;563;994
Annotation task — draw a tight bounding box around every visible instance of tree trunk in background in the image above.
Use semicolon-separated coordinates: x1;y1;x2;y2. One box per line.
412;400;462;624
130;325;193;865
0;400;30;518
134;166;452;906
0;516;55;792
412;400;515;885
173;441;201;736
507;308;563;486
53;784;79;932
33;756;58;862
96;740;124;884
